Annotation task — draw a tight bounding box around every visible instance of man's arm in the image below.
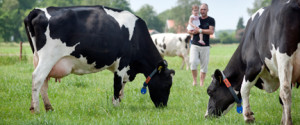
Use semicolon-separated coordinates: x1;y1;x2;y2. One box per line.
195;26;214;35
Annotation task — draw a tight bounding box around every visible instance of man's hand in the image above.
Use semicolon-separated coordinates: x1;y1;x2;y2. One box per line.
194;27;201;34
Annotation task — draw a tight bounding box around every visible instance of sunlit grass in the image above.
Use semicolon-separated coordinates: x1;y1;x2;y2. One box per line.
0;43;299;124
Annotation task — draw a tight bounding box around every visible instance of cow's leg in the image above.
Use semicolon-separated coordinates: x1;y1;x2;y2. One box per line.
31;55;60;113
184;55;189;70
180;55;185;70
241;77;256;123
112;72;123;106
119;82;126;99
277;55;293;125
241;65;262;123
41;78;54;112
180;55;189;70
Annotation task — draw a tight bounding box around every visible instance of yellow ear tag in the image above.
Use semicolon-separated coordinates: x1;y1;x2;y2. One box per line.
158;66;163;71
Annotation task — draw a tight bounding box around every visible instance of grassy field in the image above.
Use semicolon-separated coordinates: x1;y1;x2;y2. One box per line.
0;43;299;125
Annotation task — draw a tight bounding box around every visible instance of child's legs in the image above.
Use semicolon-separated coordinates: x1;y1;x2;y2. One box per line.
199;33;203;41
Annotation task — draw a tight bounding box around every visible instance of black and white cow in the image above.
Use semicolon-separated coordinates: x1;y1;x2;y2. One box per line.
205;0;300;124
24;6;175;113
151;33;191;70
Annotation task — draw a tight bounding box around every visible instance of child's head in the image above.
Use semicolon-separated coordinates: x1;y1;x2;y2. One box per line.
192;5;199;16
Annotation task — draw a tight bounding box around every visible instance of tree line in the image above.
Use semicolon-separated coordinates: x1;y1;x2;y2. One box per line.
0;0;270;43
215;0;272;44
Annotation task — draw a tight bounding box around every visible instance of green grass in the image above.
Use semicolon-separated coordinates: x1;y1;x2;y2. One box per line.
0;43;299;125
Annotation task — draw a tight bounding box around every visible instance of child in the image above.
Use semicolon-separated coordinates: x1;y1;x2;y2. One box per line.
187;5;205;45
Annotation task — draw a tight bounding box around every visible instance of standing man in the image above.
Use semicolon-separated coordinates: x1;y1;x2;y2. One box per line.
188;3;215;86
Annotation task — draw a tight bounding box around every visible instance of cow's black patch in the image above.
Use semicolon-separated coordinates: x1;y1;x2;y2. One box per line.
179;38;182;42
163;43;166;49
155;39;157;45
160;49;165;53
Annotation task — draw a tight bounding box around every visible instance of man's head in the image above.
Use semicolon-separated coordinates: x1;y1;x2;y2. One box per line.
200;3;209;18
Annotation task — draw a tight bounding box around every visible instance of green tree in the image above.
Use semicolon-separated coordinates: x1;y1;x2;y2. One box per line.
235;17;245;42
157;0;200;33
236;17;245;30
219;31;238;44
247;0;272;15
174;0;200;32
37;0;81;7
0;0;39;42
135;4;164;32
110;0;132;12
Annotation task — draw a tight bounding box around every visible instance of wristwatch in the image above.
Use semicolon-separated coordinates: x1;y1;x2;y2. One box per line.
199;29;202;34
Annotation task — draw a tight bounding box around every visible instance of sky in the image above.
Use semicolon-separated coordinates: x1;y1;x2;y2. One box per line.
129;0;256;31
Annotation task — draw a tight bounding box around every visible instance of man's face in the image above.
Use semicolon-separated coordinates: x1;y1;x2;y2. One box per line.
200;5;208;17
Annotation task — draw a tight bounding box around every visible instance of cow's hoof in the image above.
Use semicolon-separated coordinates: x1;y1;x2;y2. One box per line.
30;107;35;114
30;108;40;114
245;118;255;123
45;105;54;112
112;97;120;106
244;111;255;123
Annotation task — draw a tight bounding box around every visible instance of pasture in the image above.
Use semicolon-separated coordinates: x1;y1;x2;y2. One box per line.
0;43;299;125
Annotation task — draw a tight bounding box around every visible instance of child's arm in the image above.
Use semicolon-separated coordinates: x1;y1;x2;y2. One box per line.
188;17;197;28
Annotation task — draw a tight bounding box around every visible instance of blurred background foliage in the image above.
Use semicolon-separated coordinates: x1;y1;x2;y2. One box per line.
0;0;271;43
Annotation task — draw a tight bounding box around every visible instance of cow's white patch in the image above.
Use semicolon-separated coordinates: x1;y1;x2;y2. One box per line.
104;8;137;41
117;66;130;82
72;57;122;75
263;44;292;93
27;28;37;52
264;45;278;77
286;0;291;3
112;98;120;106
251;8;265;20
241;76;257;121
204;109;209;117
38;26;77;58
38;8;51;19
259;66;280;93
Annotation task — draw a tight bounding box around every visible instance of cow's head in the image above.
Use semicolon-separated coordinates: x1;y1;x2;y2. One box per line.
148;60;175;107
205;69;237;117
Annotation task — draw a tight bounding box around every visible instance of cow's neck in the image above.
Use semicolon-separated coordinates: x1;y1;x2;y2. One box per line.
131;36;163;78
223;45;246;92
140;46;163;77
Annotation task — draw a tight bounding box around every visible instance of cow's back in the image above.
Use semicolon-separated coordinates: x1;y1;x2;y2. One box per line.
151;33;190;57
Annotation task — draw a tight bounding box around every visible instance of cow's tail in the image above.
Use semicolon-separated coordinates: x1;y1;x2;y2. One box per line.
24;9;39;53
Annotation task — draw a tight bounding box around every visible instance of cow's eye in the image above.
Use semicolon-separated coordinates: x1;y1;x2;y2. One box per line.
207;88;214;96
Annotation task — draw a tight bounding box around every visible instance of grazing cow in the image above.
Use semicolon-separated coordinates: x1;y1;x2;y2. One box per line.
24;6;175;113
205;0;300;124
151;33;191;70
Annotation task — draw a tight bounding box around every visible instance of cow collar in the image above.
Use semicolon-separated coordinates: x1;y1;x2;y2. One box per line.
220;71;243;114
140;65;164;94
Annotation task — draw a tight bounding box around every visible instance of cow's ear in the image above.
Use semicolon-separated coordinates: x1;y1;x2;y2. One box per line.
157;60;168;73
185;35;191;43
214;69;223;84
